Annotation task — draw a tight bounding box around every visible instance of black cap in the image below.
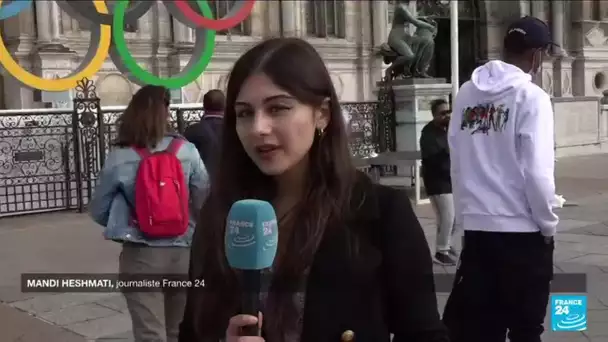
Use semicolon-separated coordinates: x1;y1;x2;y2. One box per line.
504;16;559;54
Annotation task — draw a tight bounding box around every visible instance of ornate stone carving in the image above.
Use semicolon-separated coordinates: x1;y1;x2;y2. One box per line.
330;73;344;98
585;27;607;47
562;71;572;96
542;70;553;94
96;73;133;107
217;75;228;90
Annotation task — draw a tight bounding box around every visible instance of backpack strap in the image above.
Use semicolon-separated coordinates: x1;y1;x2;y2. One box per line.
133;147;150;159
166;138;184;155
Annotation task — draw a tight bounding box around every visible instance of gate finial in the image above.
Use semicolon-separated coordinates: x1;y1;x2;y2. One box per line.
75;78;98;100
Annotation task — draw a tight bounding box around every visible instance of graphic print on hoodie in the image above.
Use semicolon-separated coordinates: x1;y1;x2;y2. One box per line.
460;103;511;135
448;60;559;237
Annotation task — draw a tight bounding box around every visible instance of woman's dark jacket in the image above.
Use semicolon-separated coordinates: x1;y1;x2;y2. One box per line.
420;121;452;196
179;173;449;342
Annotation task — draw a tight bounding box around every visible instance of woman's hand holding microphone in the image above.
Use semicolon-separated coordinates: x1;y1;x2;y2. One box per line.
225;313;264;342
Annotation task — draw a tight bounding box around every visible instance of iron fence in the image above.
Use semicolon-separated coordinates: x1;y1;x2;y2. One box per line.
0;79;392;217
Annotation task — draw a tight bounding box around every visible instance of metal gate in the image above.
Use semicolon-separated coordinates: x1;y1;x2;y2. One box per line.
1;79;386;217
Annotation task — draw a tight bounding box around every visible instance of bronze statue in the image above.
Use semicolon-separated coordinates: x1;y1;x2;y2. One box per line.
377;0;438;80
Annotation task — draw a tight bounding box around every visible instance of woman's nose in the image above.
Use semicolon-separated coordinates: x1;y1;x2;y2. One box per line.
251;112;273;136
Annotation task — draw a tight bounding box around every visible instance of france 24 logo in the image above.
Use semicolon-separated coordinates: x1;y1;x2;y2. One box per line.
551;295;587;332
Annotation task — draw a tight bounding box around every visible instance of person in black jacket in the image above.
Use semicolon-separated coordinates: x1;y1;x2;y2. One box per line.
184;89;225;177
420;99;458;265
179;37;448;342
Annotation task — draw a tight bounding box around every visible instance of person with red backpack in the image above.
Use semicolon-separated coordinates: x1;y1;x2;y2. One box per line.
89;85;208;342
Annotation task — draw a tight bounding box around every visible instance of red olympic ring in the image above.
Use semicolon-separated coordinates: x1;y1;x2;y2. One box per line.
175;0;255;31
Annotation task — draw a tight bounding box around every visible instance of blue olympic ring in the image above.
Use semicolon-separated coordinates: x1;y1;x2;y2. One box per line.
0;0;31;20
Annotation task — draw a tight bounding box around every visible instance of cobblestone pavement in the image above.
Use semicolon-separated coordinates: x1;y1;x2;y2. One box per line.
1;154;608;341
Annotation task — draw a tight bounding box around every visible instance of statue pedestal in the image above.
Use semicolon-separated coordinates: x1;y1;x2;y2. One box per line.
377;78;452;153
372;78;452;204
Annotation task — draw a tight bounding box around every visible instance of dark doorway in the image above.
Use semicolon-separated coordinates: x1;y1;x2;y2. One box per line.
430;18;481;87
423;0;484;102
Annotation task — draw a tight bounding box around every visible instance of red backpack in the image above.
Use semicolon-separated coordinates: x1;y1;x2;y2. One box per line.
132;138;189;238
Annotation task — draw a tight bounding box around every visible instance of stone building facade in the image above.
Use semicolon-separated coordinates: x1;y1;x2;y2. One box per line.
0;0;607;109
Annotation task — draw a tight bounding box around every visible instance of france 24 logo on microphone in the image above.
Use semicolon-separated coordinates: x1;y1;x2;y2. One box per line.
551;295;587;332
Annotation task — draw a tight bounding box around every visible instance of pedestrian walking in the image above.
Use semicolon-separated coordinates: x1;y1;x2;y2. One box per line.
420;98;458;265
89;85;208;342
179;37;449;342
184;89;225;178
442;16;559;342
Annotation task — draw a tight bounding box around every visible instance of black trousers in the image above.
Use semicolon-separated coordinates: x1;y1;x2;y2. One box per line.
442;230;554;342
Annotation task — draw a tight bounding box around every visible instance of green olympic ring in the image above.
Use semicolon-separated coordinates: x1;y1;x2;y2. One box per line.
111;0;216;89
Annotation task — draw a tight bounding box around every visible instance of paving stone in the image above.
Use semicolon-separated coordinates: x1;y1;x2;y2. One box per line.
558;219;600;232
65;313;132;340
588;309;608;323
432;264;443;273
570;254;608;267
587;296;608;310
584;320;608;337
543;335;592;342
555;251;595;263
94;295;128;314
568;223;608;236
0;287;52;304
555;262;607;275
418;217;435;227
556;233;608;245
0;302;85;342
95;330;134;341
11;293;114;314
37;303;119;326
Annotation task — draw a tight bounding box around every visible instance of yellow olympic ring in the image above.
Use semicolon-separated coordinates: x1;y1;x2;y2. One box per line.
0;0;111;92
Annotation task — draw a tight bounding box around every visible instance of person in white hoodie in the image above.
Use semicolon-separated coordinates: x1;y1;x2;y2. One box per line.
442;16;559;342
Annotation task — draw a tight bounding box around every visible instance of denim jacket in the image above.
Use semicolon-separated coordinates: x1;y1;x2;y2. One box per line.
89;135;208;247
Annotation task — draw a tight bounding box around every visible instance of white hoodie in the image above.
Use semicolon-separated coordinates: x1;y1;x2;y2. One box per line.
448;60;559;237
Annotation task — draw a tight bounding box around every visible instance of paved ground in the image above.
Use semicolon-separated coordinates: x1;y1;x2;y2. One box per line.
1;154;608;341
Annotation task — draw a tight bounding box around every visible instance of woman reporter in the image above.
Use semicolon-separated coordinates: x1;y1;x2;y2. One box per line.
179;37;448;342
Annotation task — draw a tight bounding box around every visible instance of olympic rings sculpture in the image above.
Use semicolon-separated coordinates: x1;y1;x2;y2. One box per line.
0;0;255;92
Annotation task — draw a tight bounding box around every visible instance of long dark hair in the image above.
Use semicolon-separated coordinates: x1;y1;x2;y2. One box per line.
190;37;357;339
114;85;171;148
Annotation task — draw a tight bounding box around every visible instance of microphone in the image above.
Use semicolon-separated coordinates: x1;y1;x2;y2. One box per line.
225;200;279;336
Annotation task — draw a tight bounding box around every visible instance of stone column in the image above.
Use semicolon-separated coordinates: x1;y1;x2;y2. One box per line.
599;0;608;20
248;1;264;37
157;4;173;42
172;18;189;44
371;1;388;90
531;1;548;21
372;1;388;47
264;1;281;36
35;1;52;43
343;0;358;41
551;0;572;97
551;0;564;55
50;2;61;41
281;0;297;36
519;0;531;16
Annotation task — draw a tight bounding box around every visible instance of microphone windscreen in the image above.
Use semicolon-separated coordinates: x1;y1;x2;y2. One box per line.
225;200;278;270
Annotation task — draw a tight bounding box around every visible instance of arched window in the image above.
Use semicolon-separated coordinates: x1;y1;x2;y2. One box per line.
306;0;346;38
210;0;251;36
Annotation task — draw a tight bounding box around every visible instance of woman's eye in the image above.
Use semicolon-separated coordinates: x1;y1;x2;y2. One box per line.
268;106;290;114
236;110;253;118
